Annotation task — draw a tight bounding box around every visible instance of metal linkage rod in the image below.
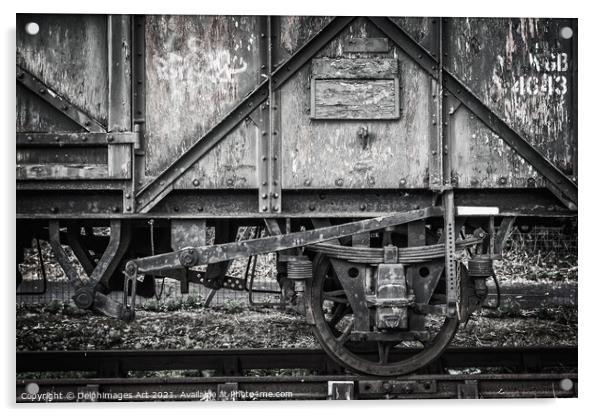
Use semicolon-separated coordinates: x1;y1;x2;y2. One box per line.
126;207;442;275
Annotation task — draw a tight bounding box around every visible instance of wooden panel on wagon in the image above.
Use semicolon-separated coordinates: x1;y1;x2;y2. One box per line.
310;58;400;120
145;16;261;189
444;18;577;187
281;18;431;189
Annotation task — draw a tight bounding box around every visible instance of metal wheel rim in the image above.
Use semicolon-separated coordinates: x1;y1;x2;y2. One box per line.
308;254;459;376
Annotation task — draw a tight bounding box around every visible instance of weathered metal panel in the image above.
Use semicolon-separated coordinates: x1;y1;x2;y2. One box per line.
444;18;577;185
173;120;259;189
278;16;333;63
144;15;262;189
16;14;109;130
281;18;431;189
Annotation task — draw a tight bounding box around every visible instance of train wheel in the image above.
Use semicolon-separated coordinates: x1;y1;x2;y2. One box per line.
307;254;459;376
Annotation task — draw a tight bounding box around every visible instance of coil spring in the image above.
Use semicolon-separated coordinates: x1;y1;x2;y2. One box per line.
286;256;313;280
468;256;495;277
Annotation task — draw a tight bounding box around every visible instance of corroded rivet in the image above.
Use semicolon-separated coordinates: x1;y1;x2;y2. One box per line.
226;179;234;186
107;135;114;142
304;179;312;186
39;88;46;94
27;136;32;141
272;206;279;211
192;179;200;187
50;207;58;213
262;206;268;212
262;193;268;199
272;193;279;199
359;203;367;211
335;178;344;187
309;205;316;211
173;206;179;212
399;178;407;186
112;206;119;213
126;206;132;211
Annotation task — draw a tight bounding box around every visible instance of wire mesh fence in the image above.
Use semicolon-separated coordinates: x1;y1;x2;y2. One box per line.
16;224;577;307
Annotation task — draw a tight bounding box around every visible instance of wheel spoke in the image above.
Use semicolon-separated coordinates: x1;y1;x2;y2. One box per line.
377;341;392;365
328;303;347;328
336;319;354;344
323;290;348;304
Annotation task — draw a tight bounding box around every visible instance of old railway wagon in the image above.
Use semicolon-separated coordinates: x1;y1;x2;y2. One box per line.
16;14;578;376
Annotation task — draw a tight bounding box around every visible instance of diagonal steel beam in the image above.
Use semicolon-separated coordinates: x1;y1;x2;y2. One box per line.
368;17;577;207
135;16;356;213
16;65;105;133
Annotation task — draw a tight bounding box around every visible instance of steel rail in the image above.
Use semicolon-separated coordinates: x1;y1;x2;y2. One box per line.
17;346;577;376
16;372;577;401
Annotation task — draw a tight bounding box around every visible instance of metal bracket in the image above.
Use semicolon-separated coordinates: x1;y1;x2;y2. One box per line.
457;379;479;399
358;379;437;397
443;190;457;317
328;381;355;400
48;220;130;318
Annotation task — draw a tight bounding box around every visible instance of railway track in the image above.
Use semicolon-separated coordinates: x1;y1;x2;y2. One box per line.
17;346;577;401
